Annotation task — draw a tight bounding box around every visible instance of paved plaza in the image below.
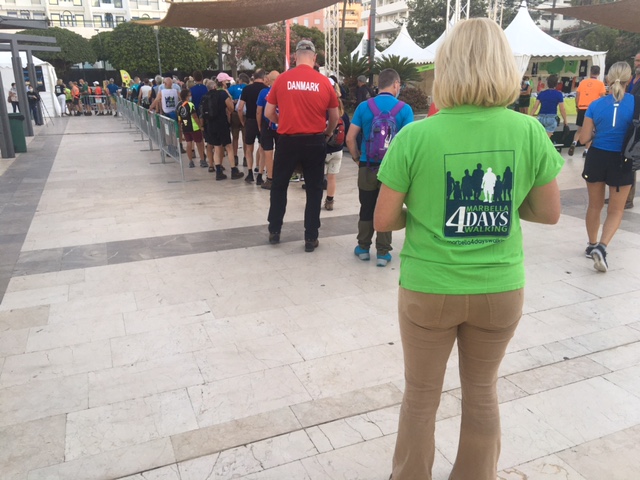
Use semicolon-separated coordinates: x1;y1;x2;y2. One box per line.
0;114;639;480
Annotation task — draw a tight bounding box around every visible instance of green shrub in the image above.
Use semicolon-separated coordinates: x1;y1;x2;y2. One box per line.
398;86;429;111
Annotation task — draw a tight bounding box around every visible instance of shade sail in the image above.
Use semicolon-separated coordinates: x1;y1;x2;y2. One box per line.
135;0;340;29
546;0;640;34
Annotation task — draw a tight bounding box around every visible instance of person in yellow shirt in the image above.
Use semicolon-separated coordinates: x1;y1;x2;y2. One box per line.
569;65;606;156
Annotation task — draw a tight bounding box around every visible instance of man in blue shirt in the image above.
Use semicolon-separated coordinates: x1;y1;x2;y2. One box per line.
189;70;208;111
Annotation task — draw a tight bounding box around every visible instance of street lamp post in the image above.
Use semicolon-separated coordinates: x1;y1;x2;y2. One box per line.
154;26;162;77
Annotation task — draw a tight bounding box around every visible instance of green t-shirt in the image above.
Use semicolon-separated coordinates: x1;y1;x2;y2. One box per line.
377;105;564;295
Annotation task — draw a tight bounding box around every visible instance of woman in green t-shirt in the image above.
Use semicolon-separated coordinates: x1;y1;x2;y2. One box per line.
375;19;564;480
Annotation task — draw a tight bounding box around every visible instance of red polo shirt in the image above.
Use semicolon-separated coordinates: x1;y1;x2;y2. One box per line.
267;65;338;135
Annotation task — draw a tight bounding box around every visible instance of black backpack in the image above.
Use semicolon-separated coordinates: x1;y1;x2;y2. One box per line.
623;94;640;172
199;90;221;121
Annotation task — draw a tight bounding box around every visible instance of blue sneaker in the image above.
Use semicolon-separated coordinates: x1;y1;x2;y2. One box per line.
377;253;392;267
354;246;370;261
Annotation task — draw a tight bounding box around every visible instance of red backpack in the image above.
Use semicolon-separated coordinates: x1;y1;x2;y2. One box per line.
326;117;345;148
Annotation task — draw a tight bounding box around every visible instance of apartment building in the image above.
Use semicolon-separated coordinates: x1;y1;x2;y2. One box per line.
289;1;363;32
536;0;579;33
0;0;168;38
359;0;409;46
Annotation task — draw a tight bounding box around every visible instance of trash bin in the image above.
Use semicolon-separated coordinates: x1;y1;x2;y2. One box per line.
8;113;27;153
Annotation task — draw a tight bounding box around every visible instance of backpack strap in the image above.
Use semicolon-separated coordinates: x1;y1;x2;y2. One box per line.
367;97;380;116
389;100;406;117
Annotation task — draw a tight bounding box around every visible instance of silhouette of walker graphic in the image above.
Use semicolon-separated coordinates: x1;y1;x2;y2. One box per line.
482;167;497;203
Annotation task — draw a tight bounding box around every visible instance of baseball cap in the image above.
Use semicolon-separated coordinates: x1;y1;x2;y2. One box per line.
93;81;99;85
216;72;233;82
296;40;316;53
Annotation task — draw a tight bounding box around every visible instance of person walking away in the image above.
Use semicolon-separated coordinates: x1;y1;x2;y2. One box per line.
189;70;208;113
150;77;180;121
79;79;92;115
356;75;373;106
518;76;531;113
256;70;280;189
138;79;153;110
374;18;563;480
569;65;606;156
624;52;640;209
228;73;250;166
238;70;268;182
55;79;67;116
346;68;413;266
201;79;244;180
530;74;567;138
26;84;43;126
578;61;635;273
265;39;339;252
106;78;120;116
7;83;19;113
64;84;73;116
93;81;105;115
71;82;81;116
324;96;350;210
177;89;206;169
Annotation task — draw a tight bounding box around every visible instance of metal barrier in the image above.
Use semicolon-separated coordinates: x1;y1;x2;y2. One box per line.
77;94;115;115
156;113;185;182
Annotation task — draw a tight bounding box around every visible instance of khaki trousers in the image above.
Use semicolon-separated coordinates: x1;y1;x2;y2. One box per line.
392;287;524;480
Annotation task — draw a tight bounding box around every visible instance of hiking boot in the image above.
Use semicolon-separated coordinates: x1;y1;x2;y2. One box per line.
245;171;254;183
324;198;334;211
188;161;195;168
591;244;608;273
269;232;280;244
585;243;597;258
261;178;272;190
568;144;575;156
305;239;319;252
354;246;370;261
256;174;264;185
216;171;228;180
377;253;392;267
200;159;208;168
231;168;245;180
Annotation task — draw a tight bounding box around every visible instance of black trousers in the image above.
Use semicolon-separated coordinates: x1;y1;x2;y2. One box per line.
268;134;326;240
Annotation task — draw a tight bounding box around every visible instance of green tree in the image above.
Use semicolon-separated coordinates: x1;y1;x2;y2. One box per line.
339;52;370;107
18;27;95;77
106;22;208;75
374;55;422;83
559;24;640;68
343;31;363;55
197;28;245;76
90;30;113;63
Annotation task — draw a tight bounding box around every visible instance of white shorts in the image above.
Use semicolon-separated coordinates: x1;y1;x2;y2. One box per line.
325;150;343;175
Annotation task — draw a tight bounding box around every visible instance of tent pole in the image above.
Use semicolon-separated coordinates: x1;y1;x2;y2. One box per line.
11;41;33;137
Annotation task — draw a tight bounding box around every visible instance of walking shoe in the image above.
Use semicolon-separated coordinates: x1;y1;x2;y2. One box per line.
377;253;392;267
568;144;575;156
354;246;370;261
324;198;334;211
582;149;588;158
261;178;272;190
585;243;597;258
269;232;280;244
256;174;264;185
231;168;245;180
591;244;608;273
200;159;208;168
254;167;260;174
245;171;254;183
243;157;247;167
208;166;215;172
290;174;300;182
188;161;195;168
305;239;319;252
216;172;228;180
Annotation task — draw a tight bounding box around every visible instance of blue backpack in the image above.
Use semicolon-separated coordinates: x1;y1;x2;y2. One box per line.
365;97;406;165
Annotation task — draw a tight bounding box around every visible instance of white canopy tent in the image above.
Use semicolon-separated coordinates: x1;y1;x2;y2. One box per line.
350;27;383;60
0;52;61;118
380;24;429;61
504;2;606;77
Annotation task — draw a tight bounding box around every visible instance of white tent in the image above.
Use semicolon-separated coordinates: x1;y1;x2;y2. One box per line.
380;24;428;61
351;28;383;60
0;52;61;118
504;2;606;77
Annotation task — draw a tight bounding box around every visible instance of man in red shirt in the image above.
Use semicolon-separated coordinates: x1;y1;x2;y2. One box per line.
265;40;339;252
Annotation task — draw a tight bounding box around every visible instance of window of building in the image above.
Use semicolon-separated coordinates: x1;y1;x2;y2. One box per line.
49;0;58;5
114;0;122;7
75;13;85;26
304;18;309;26
93;14;103;27
73;0;82;5
6;11;18;16
50;13;60;25
102;0;112;3
314;18;320;25
31;0;42;5
292;18;298;24
115;15;124;24
6;0;16;4
105;12;114;27
91;0;99;6
139;0;149;5
33;12;46;19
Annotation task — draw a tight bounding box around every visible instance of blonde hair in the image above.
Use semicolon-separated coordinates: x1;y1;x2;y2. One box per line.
433;18;520;109
606;61;632;102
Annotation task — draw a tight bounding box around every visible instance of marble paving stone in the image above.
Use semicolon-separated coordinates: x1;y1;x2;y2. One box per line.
498;455;587;480
291;343;403;400
67;270;150;300
88;352;204;408
522;281;598;314
604;364;640;399
206;287;295;319
171;407;301;463
0;305;49;332
0;285;69;311
123;300;215;335
506;357;611;395
239;461;312;480
118;464;182;480
26;313;125;352
516;377;640;445
203;308;300;345
588;341;640;371
65;389;198;461
110;322;213;367
27;437;176;480
290;382;403;428
194;334;304;383
244;430;317;471
0;415;66;480
364;405;402;435
188;366;311;427
0;373;88;428
47;291;138;323
0;328;29;357
178;448;261;480
318;416;385;450
564;324;640;354
563;269;640;298
0;340;112;388
305;426;335;454
5;270;85;293
556;424;640;480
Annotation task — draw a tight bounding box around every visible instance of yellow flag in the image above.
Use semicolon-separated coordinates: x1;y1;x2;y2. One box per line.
120;70;132;87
